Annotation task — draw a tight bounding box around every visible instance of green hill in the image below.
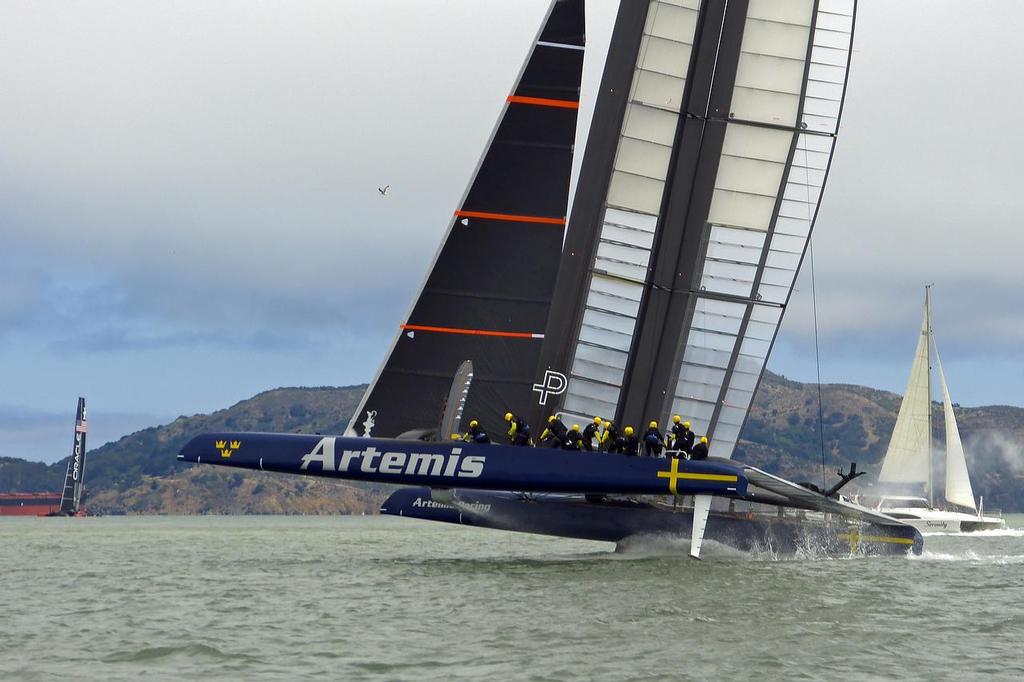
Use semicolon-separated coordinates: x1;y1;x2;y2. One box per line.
2;374;1022;513
0;385;386;514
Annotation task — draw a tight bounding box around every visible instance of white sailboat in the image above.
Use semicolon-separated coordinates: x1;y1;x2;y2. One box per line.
875;287;1004;532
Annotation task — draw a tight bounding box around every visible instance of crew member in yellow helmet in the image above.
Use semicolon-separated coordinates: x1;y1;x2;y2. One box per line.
504;411;532;446
581;416;602;452
462;419;490;444
562;424;584;451
623;426;639;456
601;420;618;452
669;415;695;455
643;420;664;457
539;414;568;448
691;435;709;460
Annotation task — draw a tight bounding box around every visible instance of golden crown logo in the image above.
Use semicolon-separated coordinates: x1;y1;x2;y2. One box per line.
215;439;241;458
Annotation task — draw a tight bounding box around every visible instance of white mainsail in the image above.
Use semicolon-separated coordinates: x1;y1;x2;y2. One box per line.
935;348;977;511
877;300;932;488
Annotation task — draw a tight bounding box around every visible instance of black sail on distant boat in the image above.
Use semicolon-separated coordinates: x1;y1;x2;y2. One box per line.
347;0;586;441
57;397;88;516
180;0;923;557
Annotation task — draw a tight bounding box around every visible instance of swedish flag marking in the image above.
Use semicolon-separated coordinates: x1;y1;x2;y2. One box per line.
656;458;738;495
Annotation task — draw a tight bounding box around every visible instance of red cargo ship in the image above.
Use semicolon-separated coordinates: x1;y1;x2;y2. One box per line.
0;492;63;516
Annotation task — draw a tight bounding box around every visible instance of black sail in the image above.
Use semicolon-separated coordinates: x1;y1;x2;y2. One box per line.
349;0;585;440
58;397;87;515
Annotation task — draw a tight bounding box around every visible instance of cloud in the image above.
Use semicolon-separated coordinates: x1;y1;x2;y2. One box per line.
0;404;170;464
0;0;1022;424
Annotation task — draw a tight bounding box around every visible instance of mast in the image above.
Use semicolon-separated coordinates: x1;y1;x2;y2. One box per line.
925;285;933;507
58;397;87;516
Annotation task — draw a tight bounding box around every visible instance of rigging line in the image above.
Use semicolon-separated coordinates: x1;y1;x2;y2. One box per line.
803;141;828;495
810;237;827;495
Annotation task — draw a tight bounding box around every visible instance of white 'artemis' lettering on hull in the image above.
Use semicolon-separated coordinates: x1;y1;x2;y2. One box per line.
299;438;484;479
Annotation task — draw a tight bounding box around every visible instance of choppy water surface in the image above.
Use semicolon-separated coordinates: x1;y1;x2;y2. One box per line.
3;515;1024;681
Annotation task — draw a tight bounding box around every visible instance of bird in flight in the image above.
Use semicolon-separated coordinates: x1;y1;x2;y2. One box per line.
378;185;390;196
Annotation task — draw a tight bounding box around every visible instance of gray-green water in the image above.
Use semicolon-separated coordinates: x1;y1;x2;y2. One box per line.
3;515;1024;681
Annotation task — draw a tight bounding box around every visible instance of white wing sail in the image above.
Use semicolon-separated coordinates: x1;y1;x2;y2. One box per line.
669;1;856;458
552;0;858;458
878;302;931;486
934;347;976;511
559;0;704;422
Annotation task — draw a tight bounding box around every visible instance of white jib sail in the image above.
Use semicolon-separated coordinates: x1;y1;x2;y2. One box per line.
934;347;977;511
878;304;931;486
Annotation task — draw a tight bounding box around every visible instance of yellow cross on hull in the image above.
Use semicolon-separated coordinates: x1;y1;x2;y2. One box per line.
657;458;738;495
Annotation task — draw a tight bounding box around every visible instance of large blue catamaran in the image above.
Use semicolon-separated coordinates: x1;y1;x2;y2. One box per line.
179;0;922;557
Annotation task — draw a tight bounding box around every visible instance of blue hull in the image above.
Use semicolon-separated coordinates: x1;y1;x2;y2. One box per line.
177;432;748;497
382;488;924;557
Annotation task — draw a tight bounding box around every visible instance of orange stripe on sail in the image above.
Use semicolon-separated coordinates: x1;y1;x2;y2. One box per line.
454;210;565;226
506;95;579;109
402;324;543;340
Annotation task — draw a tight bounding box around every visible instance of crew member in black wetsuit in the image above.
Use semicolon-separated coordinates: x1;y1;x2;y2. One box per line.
539;414;568;448
622;426;639;456
601;420;618;452
669;415;695;455
690;436;709;460
462;420;490;444
504;412;532;446
643;421;665;457
562;424;583;451
682;421;696;454
581;416;602;452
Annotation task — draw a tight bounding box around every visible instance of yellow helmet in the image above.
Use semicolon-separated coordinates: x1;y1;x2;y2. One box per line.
683;421;691;428
700;436;708;444
548;415;557;423
649;420;658;429
624;426;634;436
672;415;681;424
469;419;479;428
572;424;580;431
593;416;602;424
603;420;612;427
504;412;513;422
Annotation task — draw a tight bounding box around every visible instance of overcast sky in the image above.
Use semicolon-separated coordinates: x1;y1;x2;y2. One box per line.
2;1;1022;463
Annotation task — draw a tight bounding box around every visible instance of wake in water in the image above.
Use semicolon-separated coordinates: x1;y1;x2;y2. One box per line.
921;527;1024;538
910;550;1024;564
611;533;874;562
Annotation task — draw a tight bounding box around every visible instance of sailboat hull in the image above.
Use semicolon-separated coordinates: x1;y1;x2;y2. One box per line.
879;507;1005;534
382;488;924;556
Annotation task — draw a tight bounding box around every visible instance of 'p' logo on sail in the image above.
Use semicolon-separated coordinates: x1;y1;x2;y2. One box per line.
532;370;567;406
